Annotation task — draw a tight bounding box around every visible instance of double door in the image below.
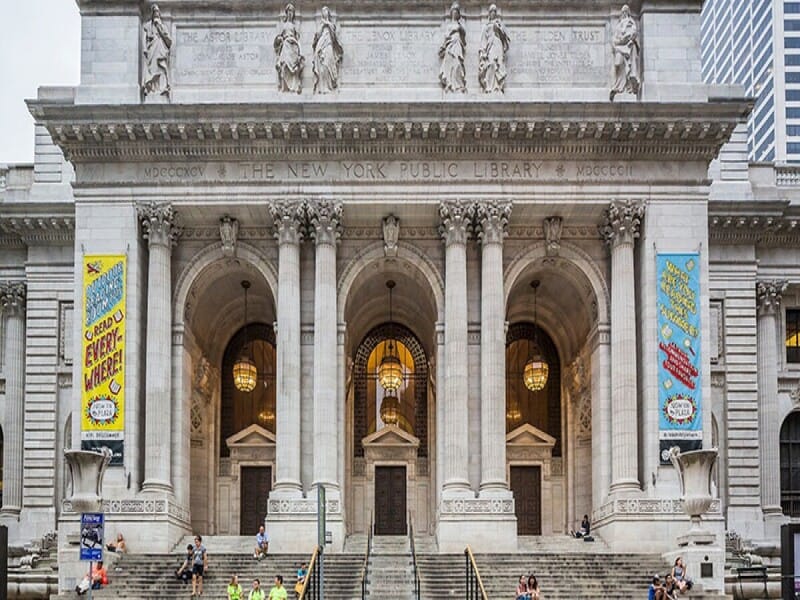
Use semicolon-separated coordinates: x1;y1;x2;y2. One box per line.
374;466;407;535
240;466;272;535
510;465;542;535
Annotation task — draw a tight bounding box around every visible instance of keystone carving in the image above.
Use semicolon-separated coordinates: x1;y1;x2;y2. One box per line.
383;215;400;257
543;216;563;256
219;216;239;257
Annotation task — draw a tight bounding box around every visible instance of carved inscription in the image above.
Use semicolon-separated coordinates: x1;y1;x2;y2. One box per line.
339;27;440;85
174;26;275;85
510;27;607;85
95;160;657;184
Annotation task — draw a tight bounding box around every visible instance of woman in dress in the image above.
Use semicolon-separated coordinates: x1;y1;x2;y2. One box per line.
610;4;640;100
142;4;172;97
478;4;510;93
439;2;467;92
274;3;305;93
313;6;343;94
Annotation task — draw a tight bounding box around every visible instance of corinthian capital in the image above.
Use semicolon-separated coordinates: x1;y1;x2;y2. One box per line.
475;201;512;246
0;282;26;317
270;201;306;246
306;199;343;247
599;200;645;248
439;200;473;247
756;280;788;316
138;202;180;248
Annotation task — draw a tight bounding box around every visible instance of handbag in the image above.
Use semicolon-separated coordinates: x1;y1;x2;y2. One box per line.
294;581;304;594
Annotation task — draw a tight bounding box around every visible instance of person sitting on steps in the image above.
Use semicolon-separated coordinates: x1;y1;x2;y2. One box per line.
176;544;193;584
254;524;269;559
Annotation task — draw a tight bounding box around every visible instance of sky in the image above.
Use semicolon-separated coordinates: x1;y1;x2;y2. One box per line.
0;0;81;164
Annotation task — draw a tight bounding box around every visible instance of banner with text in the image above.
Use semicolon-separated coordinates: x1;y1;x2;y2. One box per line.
81;255;125;465
657;253;702;464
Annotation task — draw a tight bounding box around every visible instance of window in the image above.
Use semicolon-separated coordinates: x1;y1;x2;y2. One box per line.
787;309;800;363
780;412;800;517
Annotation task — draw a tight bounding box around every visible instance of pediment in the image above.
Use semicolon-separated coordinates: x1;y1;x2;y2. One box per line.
506;423;556;447
362;425;420;448
226;424;276;449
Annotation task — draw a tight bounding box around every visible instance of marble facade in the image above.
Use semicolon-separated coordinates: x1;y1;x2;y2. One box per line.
2;0;797;595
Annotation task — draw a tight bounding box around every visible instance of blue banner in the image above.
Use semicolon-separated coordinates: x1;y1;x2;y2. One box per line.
79;512;104;562
657;253;702;463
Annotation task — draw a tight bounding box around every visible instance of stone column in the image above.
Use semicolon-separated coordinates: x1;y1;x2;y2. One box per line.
139;202;179;494
756;280;787;527
308;199;342;494
475;201;512;494
0;282;26;515
600;200;644;497
439;201;472;496
270;202;305;496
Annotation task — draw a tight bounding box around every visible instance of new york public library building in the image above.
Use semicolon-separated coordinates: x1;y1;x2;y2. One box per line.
4;0;800;597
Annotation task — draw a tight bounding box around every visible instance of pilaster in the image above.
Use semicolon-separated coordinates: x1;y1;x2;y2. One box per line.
600;200;644;497
0;282;26;517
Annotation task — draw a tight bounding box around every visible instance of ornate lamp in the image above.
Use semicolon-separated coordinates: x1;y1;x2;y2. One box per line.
523;280;549;392
380;393;400;426
378;280;403;392
506;400;522;424
258;408;275;428
233;280;257;392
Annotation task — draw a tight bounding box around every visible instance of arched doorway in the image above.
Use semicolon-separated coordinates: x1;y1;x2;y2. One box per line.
780;411;800;516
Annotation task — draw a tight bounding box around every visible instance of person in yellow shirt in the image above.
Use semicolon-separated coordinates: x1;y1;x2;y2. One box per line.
268;575;288;600
248;578;265;600
227;574;242;600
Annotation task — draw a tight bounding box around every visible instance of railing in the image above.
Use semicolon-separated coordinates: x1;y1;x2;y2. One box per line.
360;512;373;600
408;512;421;600
298;545;321;600
464;545;488;600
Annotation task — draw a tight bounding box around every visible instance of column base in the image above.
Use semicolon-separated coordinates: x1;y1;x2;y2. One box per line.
441;479;473;499
479;481;511;497
0;506;21;519
270;481;304;498
762;507;787;541
266;492;345;553
608;479;641;499
141;479;174;495
437;495;517;552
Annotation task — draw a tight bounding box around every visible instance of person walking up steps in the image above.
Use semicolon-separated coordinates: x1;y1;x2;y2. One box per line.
191;535;208;597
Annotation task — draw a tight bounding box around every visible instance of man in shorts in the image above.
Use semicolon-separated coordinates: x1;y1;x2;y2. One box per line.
254;524;269;559
191;535;208;597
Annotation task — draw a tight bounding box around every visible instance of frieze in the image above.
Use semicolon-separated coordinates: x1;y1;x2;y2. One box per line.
62;499;191;524
268;499;341;514
593;498;722;521
440;498;514;514
77;159;702;186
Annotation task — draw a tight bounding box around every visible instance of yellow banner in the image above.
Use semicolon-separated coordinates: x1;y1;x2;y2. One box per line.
81;256;126;463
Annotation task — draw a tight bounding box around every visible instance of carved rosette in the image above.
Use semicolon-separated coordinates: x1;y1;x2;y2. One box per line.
270;201;306;246
0;282;26;317
439;200;473;246
306;199;343;247
756;280;788;316
543;216;563;256
475;201;512;245
219;216;239;257
383;214;400;257
599;200;645;248
138;202;180;248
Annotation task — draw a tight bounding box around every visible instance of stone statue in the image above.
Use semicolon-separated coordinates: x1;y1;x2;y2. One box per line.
313;6;343;94
610;5;641;101
478;4;510;93
439;2;467;93
141;4;172;98
274;3;305;93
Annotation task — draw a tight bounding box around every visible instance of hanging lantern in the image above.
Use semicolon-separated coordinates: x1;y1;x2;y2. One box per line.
258;408;275;427
378;280;404;392
524;280;549;392
506;400;522;423
380;393;400;426
233;280;258;392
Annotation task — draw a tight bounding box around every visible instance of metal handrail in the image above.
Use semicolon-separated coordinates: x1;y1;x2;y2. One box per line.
409;512;421;600
298;545;321;600
464;545;489;600
360;512;373;599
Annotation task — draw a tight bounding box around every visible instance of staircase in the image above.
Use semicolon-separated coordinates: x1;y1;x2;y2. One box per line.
365;536;416;599
86;551;363;600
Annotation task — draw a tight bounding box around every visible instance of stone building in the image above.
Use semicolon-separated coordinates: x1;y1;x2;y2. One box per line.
1;0;796;592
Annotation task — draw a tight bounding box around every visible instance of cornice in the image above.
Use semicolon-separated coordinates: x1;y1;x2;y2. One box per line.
709;213;800;246
28;100;750;163
0;214;75;247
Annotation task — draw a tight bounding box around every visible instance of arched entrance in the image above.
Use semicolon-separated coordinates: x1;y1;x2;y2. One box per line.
780;411;800;517
340;247;441;536
505;248;605;535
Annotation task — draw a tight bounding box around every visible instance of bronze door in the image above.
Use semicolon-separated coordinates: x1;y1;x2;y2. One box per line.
240;466;272;535
510;465;542;535
374;466;407;535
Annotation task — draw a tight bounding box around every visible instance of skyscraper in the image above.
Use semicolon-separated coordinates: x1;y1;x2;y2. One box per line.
700;0;800;162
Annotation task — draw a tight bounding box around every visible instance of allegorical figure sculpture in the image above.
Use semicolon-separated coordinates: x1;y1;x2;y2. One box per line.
274;3;305;93
439;2;467;93
313;6;343;94
142;4;172;98
610;4;641;100
478;4;510;93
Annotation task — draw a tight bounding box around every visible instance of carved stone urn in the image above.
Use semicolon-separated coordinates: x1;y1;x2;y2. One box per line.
64;448;112;512
669;446;718;545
